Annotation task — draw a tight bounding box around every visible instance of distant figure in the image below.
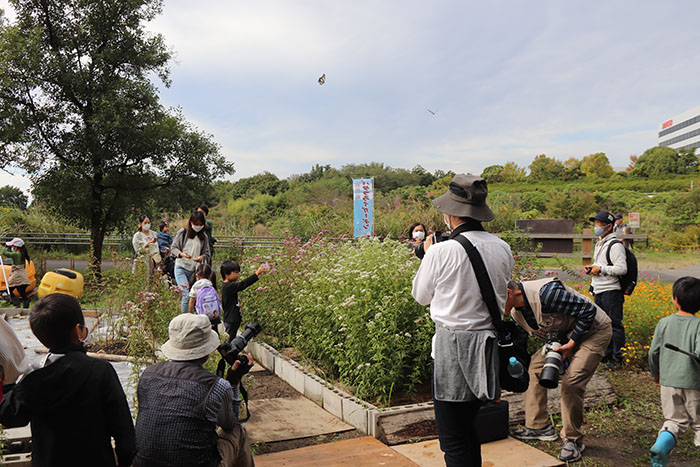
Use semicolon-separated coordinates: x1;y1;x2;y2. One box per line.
157;221;173;256
318;73;326;85
0;238;31;308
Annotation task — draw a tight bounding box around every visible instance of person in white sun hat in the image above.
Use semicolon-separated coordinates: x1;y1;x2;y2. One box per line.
134;313;254;467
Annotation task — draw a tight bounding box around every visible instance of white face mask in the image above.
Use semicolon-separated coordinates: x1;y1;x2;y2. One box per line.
192;224;204;232
443;215;451;230
142;223;150;231
412;231;425;241
594;225;606;237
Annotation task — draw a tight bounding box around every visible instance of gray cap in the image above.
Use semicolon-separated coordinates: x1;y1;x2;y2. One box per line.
432;174;495;222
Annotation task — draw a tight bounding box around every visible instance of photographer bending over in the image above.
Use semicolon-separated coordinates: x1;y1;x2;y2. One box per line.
507;278;611;463
134;314;254;467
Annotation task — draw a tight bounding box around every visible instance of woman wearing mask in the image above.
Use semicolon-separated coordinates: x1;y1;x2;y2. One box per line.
170;210;211;313
132;215;160;271
0;238;31;308
407;223;427;251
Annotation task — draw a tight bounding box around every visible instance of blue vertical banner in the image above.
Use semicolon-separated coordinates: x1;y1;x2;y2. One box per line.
353;178;374;237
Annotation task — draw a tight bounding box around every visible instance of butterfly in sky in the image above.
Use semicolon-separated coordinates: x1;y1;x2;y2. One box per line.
318;74;326;85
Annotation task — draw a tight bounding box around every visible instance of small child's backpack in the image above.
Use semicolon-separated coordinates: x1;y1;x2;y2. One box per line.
606;240;638;295
195;285;222;320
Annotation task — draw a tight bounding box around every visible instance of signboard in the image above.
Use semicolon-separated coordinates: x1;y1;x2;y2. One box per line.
353;178;374;237
628;212;640;229
661;119;673;130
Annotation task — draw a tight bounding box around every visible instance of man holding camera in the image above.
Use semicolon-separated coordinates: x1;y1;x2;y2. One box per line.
587;210;628;369
412;174;513;467
133;314;254;467
507;278;612;463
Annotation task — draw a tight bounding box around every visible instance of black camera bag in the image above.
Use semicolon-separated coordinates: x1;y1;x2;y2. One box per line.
452;235;531;393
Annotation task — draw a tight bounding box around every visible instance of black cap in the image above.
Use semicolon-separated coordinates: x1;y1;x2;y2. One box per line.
589;211;615;224
614;214;623;220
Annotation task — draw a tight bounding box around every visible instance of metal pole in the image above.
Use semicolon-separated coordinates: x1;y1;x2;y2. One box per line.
0;255;12;298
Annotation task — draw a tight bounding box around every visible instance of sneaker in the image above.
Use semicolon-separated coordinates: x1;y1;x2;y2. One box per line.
513;424;559;441
559;439;585;462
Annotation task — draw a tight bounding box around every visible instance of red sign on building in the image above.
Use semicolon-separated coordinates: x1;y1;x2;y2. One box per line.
662;119;673;129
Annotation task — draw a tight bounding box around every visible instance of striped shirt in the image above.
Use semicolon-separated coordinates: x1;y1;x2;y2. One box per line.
540;281;596;342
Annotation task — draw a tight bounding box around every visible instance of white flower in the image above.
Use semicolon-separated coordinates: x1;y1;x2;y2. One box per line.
404;332;412;338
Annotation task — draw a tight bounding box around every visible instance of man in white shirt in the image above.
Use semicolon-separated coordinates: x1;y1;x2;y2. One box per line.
586;211;627;369
412;174;513;467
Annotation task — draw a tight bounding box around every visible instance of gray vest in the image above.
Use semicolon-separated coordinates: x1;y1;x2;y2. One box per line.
134;361;220;467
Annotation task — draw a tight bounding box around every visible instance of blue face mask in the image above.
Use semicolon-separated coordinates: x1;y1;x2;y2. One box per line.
594;226;606;237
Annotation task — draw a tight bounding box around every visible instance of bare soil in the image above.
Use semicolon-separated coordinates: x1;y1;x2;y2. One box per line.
86;339;128;355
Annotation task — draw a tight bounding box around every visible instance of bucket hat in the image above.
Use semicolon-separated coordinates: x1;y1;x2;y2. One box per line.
160;314;219;361
6;238;24;248
588;211;615;224
0;319;28;384
432;174;495;222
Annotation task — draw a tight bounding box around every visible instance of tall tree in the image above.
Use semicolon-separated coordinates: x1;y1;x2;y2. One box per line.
580;152;614;178
528;155;564;181
0;185;28;210
630;146;691;177
0;0;233;275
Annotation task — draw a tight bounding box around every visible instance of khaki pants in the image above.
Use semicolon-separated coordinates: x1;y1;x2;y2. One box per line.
525;324;612;441
217;425;255;467
660;385;700;446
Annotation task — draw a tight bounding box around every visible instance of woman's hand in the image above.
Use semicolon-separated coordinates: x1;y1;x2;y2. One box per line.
193;256;203;262
180;252;192;259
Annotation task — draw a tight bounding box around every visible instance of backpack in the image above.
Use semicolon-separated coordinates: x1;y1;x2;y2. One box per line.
195;285;222;320
605;240;638;295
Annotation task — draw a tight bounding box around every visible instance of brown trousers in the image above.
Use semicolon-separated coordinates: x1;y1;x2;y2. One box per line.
525;324;612;441
217;425;255;467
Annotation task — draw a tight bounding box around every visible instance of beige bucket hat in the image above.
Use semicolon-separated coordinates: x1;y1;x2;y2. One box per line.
160;314;220;361
432;173;495;222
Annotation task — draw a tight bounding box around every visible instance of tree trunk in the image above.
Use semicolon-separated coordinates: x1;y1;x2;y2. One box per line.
89;224;104;280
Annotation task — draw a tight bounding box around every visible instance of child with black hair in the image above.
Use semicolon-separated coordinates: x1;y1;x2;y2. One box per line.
0;237;31;308
0;293;135;467
157;220;173;255
649;276;700;467
220;260;267;341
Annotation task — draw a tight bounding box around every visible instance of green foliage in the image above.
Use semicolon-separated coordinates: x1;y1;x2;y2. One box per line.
561;157;583;181
501;161;527;183
222;172;289;200
580;152;614;178
89;260;181;381
528;154;564;181
242;234;433;405
481;164;504;183
631;146;697;177
0;185;28;210
545;188;596;224
0;0;232;274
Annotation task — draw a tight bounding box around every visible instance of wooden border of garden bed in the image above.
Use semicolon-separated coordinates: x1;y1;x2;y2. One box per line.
248;340;617;445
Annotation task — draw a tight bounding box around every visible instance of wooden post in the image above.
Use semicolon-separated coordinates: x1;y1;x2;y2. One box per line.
582;228;593;266
70;258;75;270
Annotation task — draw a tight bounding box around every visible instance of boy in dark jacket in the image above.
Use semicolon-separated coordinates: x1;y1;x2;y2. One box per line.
220;260;266;340
0;294;135;467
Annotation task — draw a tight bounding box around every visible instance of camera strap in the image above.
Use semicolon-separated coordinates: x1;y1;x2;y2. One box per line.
451;235;507;339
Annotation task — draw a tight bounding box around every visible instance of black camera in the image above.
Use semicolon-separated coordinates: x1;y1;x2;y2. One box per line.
414;231;451;259
539;332;565;389
216;323;261;379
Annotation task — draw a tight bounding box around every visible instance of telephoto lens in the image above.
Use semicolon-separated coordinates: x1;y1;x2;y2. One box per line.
538;341;563;389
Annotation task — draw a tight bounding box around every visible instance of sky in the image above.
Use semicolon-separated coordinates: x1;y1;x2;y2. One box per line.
2;0;700;193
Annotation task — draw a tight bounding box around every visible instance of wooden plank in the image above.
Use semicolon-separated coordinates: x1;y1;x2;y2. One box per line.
247;397;353;444
255;436;419;467
391;437;562;467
